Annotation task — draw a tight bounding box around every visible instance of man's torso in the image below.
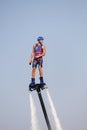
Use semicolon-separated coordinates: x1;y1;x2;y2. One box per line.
34;43;43;62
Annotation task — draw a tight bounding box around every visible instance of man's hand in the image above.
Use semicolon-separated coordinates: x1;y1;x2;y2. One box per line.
29;59;32;65
34;55;41;59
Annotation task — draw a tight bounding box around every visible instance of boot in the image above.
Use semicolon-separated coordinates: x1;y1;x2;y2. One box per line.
40;77;46;85
29;78;35;87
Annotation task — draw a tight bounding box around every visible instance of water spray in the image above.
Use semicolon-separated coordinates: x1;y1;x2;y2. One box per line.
29;93;40;130
46;90;62;130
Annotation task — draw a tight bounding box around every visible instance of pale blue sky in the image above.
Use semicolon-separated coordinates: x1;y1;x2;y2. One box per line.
0;0;87;130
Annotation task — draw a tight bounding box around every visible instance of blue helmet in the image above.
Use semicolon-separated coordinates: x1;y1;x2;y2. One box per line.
37;36;44;41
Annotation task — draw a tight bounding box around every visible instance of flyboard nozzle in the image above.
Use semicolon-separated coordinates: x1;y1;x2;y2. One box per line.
37;87;41;93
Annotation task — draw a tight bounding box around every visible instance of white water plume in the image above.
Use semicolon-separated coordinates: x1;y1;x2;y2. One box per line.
29;94;40;130
46;90;62;130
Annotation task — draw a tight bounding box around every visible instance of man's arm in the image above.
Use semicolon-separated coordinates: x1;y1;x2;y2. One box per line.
41;45;46;57
29;46;35;65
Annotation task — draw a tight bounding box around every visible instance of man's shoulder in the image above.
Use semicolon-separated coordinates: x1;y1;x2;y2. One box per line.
33;43;37;48
42;44;46;49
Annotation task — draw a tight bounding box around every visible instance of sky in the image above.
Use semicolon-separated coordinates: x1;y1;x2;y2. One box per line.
0;0;87;130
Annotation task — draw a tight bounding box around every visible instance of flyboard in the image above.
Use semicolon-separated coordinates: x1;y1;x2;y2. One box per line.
29;83;52;130
29;83;47;92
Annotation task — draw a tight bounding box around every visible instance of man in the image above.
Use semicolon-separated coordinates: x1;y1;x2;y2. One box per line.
29;36;46;87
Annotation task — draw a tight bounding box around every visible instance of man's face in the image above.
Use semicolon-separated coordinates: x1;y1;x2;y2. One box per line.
39;40;43;44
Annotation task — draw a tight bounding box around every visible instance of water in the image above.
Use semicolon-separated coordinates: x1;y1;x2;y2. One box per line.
46;90;62;130
29;93;40;130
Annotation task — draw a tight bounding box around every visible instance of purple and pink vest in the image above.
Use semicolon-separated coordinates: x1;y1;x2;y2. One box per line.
34;43;43;61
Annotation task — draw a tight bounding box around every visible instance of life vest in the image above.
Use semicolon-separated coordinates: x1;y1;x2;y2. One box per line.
34;43;43;61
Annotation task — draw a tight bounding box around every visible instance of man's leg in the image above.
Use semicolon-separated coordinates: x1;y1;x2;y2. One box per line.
32;67;36;78
29;61;37;87
38;66;45;85
38;66;43;77
29;67;36;87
